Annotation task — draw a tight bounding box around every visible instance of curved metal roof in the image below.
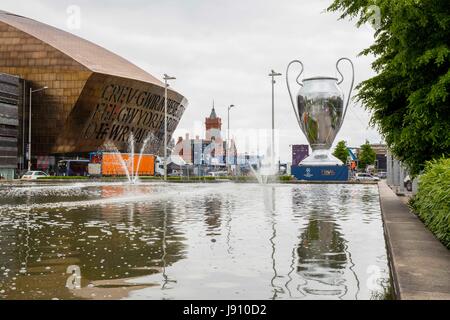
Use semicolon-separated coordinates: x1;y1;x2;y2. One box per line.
0;10;164;86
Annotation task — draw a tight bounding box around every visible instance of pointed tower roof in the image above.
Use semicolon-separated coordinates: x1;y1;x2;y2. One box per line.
208;100;217;119
210;106;217;119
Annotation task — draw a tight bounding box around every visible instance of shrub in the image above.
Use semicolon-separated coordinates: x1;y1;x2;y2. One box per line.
279;175;293;182
411;158;450;248
165;176;218;182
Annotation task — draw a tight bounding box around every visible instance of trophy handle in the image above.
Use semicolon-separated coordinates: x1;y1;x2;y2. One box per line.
286;60;304;128
336;57;354;130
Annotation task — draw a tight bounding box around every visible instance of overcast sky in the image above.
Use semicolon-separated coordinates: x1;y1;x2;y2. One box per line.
3;0;383;162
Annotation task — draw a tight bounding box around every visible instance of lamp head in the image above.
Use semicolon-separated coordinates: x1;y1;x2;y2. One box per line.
31;86;48;93
163;74;176;81
269;70;282;77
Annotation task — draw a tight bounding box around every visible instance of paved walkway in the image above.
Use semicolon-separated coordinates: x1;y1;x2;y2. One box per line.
378;181;450;300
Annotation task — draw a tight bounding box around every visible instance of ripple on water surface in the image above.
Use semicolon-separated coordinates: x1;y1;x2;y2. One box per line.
0;182;391;300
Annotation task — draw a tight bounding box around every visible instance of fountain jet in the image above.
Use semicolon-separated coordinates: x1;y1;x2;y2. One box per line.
102;132;155;184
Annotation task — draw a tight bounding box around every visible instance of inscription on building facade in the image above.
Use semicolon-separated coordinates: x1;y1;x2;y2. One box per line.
83;84;186;144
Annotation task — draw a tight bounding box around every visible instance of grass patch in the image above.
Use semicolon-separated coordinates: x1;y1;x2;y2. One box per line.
410;158;450;248
176;176;217;181
138;176;163;180
36;175;296;183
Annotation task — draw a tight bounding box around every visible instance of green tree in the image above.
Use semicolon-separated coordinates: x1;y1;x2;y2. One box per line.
327;0;450;175
358;141;376;170
333;140;349;164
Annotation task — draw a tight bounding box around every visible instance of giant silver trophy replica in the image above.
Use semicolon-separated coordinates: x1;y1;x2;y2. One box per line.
286;58;354;166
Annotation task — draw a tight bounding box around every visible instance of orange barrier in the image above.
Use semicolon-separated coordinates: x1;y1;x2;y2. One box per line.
101;153;155;176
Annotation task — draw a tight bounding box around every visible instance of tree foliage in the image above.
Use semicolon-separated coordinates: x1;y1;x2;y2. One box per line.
327;0;450;174
333;140;349;164
358;141;376;169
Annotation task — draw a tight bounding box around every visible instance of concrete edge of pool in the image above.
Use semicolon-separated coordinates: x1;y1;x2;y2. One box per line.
378;181;450;300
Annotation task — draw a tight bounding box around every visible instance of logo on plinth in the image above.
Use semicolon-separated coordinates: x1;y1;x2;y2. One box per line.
321;169;336;176
304;168;313;178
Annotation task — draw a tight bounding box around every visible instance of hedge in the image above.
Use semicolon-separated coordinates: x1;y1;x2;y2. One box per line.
37;176;89;180
411;158;450;248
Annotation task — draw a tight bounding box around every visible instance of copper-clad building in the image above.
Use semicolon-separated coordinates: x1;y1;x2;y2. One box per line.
0;10;187;173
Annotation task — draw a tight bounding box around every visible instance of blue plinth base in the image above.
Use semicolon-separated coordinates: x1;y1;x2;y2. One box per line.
291;165;349;181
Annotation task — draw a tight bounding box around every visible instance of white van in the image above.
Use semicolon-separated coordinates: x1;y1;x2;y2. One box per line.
355;173;380;181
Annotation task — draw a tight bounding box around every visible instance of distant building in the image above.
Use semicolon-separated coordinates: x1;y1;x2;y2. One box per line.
205;107;222;142
371;143;387;171
237;154;261;166
0;10;188;178
353;143;387;171
174;105;237;170
235;153;263;176
0;73;20;179
292;144;309;166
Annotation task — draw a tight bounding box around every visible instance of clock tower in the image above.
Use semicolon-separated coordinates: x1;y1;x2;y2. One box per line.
205;105;222;142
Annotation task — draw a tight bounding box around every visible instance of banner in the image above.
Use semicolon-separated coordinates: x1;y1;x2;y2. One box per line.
291;165;349;181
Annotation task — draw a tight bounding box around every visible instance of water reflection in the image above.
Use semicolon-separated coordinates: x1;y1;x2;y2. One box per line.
262;187;283;300
0;188;186;299
296;216;348;297
0;182;390;300
161;201;177;290
204;195;222;237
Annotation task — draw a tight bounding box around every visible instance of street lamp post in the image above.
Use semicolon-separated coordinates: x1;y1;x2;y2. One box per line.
269;70;282;163
227;104;235;174
28;86;48;171
163;74;176;181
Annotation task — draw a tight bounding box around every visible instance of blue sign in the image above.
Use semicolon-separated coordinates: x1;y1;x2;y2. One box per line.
291;165;349;181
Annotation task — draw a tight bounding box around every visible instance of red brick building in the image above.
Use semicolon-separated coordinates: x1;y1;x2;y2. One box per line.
174;106;236;166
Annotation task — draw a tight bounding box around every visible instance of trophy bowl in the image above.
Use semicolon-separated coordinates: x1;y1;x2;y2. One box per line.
287;58;354;166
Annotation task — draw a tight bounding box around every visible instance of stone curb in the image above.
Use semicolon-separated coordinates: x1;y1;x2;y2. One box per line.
378;181;450;300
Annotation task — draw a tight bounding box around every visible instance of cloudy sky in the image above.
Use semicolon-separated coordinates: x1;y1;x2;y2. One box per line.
3;0;382;162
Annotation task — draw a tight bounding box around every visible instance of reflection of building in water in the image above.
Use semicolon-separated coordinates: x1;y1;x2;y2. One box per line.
0;198;187;299
203;195;222;236
95;200;186;275
0;227;18;298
